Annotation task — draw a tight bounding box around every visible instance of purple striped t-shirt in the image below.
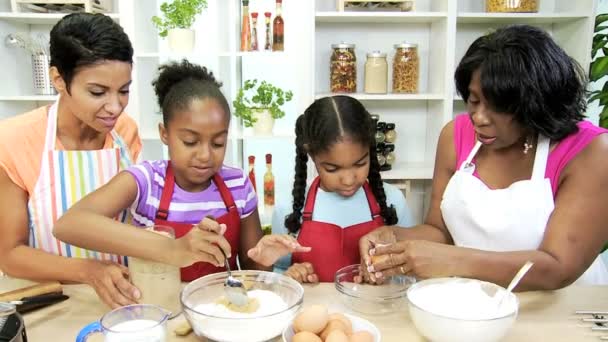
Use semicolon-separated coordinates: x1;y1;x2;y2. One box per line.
125;160;258;227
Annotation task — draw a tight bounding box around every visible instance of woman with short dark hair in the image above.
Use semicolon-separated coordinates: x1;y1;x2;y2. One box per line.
0;13;142;308
360;25;608;289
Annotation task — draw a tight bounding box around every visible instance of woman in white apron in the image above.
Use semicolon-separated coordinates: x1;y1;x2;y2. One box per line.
0;13;142;308
360;25;608;289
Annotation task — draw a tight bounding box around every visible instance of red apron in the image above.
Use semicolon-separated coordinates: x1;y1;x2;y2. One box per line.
154;162;241;281
291;177;384;282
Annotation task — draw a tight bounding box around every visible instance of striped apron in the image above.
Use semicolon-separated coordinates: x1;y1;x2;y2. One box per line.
27;100;133;264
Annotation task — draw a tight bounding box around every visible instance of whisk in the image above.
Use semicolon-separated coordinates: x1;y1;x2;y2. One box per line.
5;32;48;55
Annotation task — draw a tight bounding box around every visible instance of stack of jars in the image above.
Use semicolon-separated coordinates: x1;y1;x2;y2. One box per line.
372;114;397;171
330;42;419;94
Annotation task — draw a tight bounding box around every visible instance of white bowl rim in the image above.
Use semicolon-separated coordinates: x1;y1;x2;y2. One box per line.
281;312;382;342
180;270;304;320
406;277;519;322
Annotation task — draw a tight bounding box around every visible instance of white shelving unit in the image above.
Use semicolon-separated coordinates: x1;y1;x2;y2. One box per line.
313;0;597;223
0;0;120;118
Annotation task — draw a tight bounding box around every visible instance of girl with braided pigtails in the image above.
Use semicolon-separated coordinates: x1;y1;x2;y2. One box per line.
271;95;413;283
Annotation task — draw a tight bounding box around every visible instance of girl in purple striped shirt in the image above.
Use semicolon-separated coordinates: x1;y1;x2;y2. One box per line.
55;60;308;306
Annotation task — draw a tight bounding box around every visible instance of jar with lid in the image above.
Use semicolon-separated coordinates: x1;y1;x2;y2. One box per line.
385;123;397;143
364;51;388;94
392;42;419;93
330;43;357;93
486;0;538;12
375;122;386;144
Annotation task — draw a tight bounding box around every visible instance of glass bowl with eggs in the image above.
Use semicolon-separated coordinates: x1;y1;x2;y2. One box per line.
334;264;416;315
406;277;519;342
181;270;304;342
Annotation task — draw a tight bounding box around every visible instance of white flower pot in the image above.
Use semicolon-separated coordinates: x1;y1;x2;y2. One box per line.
167;28;195;53
252;109;274;135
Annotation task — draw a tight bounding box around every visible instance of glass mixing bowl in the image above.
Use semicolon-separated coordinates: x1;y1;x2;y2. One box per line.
181;270;303;342
335;264;416;315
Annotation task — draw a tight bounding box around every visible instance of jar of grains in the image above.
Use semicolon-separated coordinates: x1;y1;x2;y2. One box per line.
330;42;357;93
364;51;388;94
392;42;419;93
486;0;538;12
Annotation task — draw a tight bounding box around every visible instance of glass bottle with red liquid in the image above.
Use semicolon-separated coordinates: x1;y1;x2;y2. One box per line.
263;153;275;207
240;0;251;51
248;155;256;192
272;0;284;51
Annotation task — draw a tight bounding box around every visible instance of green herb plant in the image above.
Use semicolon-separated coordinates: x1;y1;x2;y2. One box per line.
589;13;608;128
152;0;208;38
233;79;294;127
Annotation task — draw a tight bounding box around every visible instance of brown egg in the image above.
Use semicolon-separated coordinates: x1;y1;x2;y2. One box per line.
328;313;352;334
292;331;323;342
326;330;349;342
293;305;329;334
350;331;374;342
319;319;350;340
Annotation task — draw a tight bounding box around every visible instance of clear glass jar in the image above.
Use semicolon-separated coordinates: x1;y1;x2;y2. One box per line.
364;51;388;94
393;42;419;93
330;43;357;93
486;0;538;12
385;123;397;143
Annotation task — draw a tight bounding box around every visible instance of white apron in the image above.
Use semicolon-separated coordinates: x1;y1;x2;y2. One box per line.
27;100;133;264
440;134;608;285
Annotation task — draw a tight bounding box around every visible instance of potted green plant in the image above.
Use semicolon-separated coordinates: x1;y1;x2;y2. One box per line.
151;0;208;53
589;13;608;129
233;79;294;135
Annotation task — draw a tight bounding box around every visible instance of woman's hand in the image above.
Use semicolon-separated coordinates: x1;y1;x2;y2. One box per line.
247;234;311;267
172;217;232;267
84;260;140;309
367;240;461;280
358;226;398;283
285;262;318;283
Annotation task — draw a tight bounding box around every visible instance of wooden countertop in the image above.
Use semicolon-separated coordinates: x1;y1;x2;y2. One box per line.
1;277;607;341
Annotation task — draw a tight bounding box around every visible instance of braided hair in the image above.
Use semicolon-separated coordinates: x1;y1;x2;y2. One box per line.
284;95;397;234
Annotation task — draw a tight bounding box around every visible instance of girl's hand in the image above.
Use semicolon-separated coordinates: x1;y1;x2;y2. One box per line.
84;260;140;309
367;240;461;280
247;234;311;267
285;262;319;283
173;218;232;267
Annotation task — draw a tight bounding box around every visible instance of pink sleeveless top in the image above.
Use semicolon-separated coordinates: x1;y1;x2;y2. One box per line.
454;114;608;198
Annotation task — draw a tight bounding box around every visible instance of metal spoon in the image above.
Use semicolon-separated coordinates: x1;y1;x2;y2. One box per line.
497;261;534;308
219;248;248;307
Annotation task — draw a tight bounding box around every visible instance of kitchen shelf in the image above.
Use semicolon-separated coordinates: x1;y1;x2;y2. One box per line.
380;162;434;180
0;12;119;24
315;93;445;101
0;95;57;101
457;12;590;24
315;11;448;23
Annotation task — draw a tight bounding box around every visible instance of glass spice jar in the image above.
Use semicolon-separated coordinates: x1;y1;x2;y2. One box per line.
393;42;419;93
385;123;397;143
486;0;538;12
364;51;388;94
375;122;386;144
376;146;386;166
330;43;357;93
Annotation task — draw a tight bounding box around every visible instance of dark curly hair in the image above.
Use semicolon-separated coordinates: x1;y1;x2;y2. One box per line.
284;95;398;234
50;13;133;91
152;59;230;126
455;24;587;141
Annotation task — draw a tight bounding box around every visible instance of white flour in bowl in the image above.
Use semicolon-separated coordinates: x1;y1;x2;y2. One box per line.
408;279;517;320
188;289;292;341
105;319;166;342
193;289;287;318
